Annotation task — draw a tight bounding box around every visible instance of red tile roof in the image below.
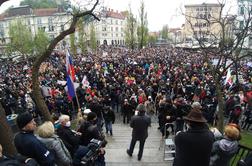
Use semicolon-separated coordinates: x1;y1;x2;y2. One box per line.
106;10;125;19
33;8;59;17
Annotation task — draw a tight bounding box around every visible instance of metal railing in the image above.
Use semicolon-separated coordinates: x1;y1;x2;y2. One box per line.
230;144;252;166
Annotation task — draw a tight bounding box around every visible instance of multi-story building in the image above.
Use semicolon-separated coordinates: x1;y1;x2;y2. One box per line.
183;3;222;43
96;8;126;46
0;5;126;55
169;28;183;44
237;0;252;49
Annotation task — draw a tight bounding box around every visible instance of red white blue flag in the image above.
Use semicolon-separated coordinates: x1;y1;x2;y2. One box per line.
65;49;76;101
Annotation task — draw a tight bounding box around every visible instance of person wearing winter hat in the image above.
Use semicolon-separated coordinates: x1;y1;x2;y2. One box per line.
14;112;55;166
173;108;214;166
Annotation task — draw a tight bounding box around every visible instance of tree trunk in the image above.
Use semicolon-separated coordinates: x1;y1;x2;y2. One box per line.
31;1;99;121
0;103;17;156
215;81;225;133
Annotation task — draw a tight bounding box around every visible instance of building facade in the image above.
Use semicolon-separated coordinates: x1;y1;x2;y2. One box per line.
183;3;222;43
95;8;126;46
237;0;252;49
0;6;126;55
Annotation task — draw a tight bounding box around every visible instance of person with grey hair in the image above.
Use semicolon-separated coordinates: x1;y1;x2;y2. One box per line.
126;104;151;161
37;121;72;166
57;114;80;157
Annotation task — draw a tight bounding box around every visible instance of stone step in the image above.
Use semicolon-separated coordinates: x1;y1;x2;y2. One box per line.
104;121;172;165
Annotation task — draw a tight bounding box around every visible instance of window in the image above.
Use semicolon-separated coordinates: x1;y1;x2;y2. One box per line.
61;25;64;31
121;21;123;25
121;33;123;37
102;27;106;31
115;20;118;24
115;27;118;31
38;26;46;32
116;33;118;37
48;17;53;24
240;6;244;15
239;21;244;29
49;35;54;40
121;27;123;31
37;18;42;25
111;27;113;31
249;36;252;47
49;25;54;32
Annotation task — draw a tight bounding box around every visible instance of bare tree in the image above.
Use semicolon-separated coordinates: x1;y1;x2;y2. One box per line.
31;0;100;121
184;0;252;132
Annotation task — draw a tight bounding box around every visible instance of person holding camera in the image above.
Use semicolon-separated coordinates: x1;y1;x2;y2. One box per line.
126;104;151;161
78;112;106;166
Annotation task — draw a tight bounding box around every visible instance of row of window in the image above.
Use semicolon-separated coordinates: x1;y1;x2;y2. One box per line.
102;26;123;32
102;33;124;37
196;7;212;12
196;13;211;19
102;19;124;25
195;22;210;28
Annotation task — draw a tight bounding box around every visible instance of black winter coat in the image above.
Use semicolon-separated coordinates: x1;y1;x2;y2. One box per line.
79;121;104;146
57;126;80;156
103;110;115;123
14;131;55;166
130;113;151;140
173;124;214;166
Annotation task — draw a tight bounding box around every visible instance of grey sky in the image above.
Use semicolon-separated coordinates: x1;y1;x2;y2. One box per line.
0;0;238;31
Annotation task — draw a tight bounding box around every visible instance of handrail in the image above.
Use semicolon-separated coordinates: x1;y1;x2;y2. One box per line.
230;144;252;166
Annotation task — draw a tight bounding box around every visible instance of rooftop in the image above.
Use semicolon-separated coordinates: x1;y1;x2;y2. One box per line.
104;8;126;19
185;3;222;8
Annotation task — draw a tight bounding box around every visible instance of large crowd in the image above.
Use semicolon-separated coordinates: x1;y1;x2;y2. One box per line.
0;46;252;166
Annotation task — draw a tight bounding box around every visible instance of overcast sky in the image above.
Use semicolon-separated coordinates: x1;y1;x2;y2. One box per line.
0;0;238;31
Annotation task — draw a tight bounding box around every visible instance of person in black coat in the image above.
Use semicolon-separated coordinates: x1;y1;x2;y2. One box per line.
14;112;55;166
121;99;133;124
57;114;80;156
0;144;38;166
173;106;214;166
103;106;115;135
78;112;105;146
126;104;151;161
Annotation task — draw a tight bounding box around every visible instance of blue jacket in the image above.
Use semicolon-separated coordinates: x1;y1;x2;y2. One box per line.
14;131;55;166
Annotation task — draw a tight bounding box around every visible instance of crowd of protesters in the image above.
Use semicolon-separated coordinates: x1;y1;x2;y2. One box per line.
0;45;252;165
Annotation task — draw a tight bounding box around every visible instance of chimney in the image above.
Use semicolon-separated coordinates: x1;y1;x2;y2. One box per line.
111;9;113;12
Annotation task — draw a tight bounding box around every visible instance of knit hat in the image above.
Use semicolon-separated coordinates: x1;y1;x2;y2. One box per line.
87;112;97;121
16;112;33;129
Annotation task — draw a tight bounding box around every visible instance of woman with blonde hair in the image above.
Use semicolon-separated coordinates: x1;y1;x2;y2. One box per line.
36;121;72;166
210;124;240;166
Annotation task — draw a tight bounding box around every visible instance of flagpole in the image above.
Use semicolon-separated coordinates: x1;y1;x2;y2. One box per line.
65;47;81;113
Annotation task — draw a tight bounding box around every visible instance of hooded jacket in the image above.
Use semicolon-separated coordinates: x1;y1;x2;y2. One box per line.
37;134;72;166
210;138;239;166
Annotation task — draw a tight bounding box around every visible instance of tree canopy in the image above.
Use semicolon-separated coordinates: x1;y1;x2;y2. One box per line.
20;0;67;9
7;19;49;57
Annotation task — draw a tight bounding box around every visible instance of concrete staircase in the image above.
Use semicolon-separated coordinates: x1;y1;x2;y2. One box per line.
104;121;173;166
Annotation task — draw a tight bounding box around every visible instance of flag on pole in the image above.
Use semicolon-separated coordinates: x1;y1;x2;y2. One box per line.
82;75;90;88
65;49;76;101
225;68;233;85
66;49;76;81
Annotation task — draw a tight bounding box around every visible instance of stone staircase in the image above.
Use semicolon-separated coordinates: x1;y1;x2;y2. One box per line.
104;121;173;166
